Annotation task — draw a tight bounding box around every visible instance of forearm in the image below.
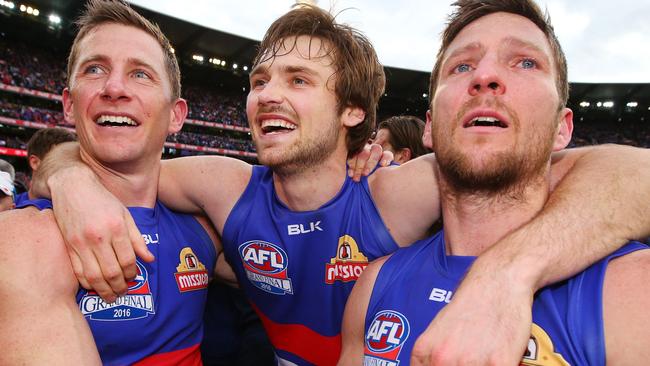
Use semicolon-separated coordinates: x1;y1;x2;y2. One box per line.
476;144;650;290
32;141;94;199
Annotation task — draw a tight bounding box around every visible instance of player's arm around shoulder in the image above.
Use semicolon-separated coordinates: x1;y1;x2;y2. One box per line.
603;248;650;364
0;208;100;365
339;255;391;365
368;153;441;246
160;155;253;231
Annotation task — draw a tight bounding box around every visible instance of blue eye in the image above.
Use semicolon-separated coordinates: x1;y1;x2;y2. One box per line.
293;77;306;85
454;63;472;73
519;58;537;69
85;65;104;74
133;70;150;79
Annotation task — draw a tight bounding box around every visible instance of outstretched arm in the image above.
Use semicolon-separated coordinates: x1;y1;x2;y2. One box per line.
411;144;650;365
32;141;386;302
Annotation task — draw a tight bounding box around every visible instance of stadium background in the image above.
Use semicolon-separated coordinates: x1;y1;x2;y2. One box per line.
1;0;648;189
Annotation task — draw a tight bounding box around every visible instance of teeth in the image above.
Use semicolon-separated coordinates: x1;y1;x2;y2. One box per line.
471;116;499;123
96;115;137;126
468;116;505;128
261;119;296;130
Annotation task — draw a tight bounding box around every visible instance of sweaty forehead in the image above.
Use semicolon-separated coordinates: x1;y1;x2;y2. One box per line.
75;23;166;69
445;12;552;59
257;35;335;67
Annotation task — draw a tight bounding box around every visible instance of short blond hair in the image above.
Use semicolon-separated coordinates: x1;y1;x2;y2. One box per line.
67;0;181;99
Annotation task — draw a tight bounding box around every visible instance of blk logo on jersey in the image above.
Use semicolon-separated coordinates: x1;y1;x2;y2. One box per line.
174;247;209;292
364;310;410;366
287;220;323;236
79;261;155;321
325;235;369;284
239;240;293;295
142;233;159;245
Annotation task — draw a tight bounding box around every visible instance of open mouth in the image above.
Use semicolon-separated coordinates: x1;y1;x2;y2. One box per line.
260;119;297;135
464;116;507;128
95;115;139;127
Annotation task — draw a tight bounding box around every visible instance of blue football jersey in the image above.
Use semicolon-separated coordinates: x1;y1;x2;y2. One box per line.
222;165;399;365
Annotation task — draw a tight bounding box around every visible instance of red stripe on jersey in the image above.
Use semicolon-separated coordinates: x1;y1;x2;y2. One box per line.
133;344;202;366
252;303;341;365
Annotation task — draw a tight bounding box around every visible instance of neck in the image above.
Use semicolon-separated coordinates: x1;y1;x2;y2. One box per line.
272;146;349;211
80;149;160;208
439;169;550;256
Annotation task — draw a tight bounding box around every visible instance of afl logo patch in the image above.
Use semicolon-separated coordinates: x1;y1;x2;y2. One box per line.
364;310;410;365
239;240;293;295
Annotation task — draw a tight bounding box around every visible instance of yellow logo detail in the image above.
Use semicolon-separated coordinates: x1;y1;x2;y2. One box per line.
330;235;369;263
520;323;571;366
176;247;206;272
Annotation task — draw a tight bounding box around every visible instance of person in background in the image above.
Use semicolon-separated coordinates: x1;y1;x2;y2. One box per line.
14;127;77;205
0;158;15;211
372;115;432;164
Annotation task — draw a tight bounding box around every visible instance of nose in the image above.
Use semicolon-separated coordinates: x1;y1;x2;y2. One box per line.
100;71;131;102
468;60;505;97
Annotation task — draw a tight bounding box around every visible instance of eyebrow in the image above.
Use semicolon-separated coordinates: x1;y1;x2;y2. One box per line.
444;42;484;63
77;54;161;77
250;64;320;78
501;37;546;53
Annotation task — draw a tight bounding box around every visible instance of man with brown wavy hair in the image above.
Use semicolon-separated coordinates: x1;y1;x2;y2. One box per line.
373;115;432;164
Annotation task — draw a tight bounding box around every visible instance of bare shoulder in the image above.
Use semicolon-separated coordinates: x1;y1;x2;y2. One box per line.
369;153;437;191
0;207;77;296
603;247;650;363
368;154;441;246
0;207;61;247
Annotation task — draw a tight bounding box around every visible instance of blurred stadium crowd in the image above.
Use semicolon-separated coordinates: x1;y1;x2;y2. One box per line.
1;32;648;174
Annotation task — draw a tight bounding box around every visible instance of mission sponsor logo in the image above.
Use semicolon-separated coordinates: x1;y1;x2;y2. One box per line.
239;240;293;295
174;247;209;292
79;261;155;321
364;310;410;366
325;235;369;284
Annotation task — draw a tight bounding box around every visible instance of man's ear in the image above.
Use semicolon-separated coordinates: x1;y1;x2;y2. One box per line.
423;110;433;149
394;148;412;164
553;107;573;151
168;98;188;134
62;88;76;126
341;106;365;128
28;155;41;173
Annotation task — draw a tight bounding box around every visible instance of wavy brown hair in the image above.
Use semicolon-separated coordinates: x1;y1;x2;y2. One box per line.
254;5;386;156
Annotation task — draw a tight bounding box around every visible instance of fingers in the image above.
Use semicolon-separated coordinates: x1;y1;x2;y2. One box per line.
348;144;372;182
67;246;90;290
364;144;383;175
126;211;153;263
380;150;394;166
72;235;118;303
